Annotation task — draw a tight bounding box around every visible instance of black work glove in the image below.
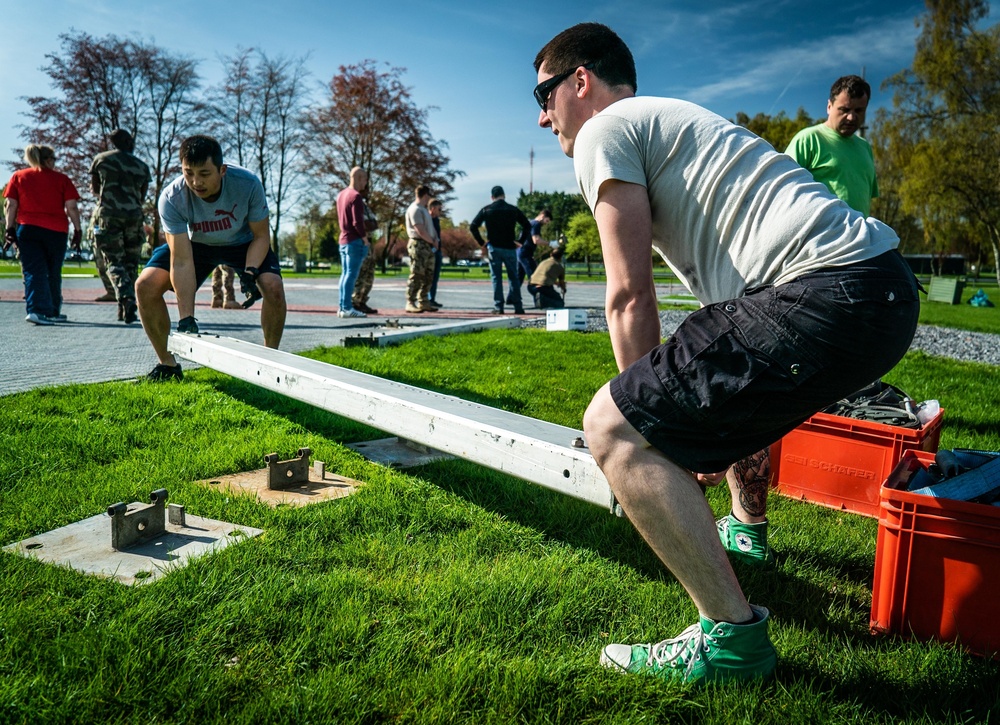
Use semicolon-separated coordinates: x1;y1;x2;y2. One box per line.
239;266;263;308
3;228;15;252
71;228;82;251
177;316;199;334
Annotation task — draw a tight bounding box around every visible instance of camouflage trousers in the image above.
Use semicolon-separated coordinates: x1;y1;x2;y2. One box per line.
351;251;377;307
212;265;236;302
94;249;115;295
92;211;143;301
406;239;436;305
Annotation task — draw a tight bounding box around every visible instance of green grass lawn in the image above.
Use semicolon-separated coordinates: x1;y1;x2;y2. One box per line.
1;328;998;723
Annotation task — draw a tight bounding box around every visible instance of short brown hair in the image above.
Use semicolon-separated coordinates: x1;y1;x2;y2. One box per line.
830;75;871;102
416;185;431;199
534;23;636;93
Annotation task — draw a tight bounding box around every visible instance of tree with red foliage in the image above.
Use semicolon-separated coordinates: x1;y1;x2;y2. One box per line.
300;60;463;270
18;31;205;243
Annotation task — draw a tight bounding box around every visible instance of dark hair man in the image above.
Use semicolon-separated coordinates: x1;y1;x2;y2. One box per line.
517;207;553;292
470;185;531;314
427;198;445;305
135;134;286;381
534;23;917;684
786;75;877;216
89;129;151;324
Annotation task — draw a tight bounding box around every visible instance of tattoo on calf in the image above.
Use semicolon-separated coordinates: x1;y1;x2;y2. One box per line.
733;448;771;517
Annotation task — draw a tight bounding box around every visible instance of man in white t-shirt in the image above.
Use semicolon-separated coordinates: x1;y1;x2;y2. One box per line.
135;135;286;381
534;23;919;684
403;184;440;314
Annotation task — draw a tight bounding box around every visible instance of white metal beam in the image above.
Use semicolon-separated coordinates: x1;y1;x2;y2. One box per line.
343;316;521;347
168;333;615;511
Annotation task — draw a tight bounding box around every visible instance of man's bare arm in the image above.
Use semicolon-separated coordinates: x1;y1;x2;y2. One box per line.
592;179;661;371
166;232;198;319
244;218;272;270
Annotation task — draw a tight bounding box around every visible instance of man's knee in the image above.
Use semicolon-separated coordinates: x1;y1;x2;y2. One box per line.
583;384;633;466
258;273;286;304
135;268;169;302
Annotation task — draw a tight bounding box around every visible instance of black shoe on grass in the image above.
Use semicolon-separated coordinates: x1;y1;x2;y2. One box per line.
146;363;183;382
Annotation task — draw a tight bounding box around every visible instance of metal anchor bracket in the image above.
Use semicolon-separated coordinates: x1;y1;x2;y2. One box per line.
107;489;187;550
265;447;313;490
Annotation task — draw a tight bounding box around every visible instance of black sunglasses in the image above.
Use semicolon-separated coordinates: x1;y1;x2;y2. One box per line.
534;62;595;111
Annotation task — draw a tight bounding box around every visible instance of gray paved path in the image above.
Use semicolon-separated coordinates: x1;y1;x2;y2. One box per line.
0;272;614;396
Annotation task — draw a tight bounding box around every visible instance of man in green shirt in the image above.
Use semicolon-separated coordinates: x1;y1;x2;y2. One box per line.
785;75;878;216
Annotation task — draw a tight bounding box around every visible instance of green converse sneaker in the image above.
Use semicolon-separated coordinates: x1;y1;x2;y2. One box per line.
600;605;777;684
717;513;775;565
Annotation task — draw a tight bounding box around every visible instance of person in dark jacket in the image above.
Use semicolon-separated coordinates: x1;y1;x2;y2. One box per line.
470;185;531;314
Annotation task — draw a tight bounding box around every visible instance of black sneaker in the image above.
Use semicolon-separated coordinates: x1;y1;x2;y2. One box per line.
122;298;138;324
146;363;183;382
177;316;199;334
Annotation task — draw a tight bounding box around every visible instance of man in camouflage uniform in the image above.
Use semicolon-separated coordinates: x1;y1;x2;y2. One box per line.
352;253;377;313
89;128;151;323
88;209;118;303
351;191;379;314
403;184;440;314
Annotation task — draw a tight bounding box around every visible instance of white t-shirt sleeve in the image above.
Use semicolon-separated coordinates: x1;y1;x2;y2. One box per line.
573;114;648;211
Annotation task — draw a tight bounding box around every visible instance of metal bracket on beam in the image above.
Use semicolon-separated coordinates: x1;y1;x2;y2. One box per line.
265;447;312;490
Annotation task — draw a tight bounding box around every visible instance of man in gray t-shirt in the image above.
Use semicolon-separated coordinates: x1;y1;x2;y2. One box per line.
533;23;918;685
135;134;286;381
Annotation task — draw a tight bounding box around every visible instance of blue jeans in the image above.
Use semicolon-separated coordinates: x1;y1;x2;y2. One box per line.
516;245;537;287
488;245;521;311
339;239;369;311
17;224;67;317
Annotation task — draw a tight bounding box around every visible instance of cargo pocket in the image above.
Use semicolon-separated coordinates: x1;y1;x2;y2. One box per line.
838;277;919;306
659;300;821;436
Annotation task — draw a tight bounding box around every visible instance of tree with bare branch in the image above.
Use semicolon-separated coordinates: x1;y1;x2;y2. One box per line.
210;48;310;249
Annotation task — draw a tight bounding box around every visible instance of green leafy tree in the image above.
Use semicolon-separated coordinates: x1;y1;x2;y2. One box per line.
565;210;602;273
867;116;923;251
515;190;589;239
883;0;1000;282
732;108;815;152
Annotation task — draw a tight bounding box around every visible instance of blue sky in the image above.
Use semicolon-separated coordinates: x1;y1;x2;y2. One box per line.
1;0;985;225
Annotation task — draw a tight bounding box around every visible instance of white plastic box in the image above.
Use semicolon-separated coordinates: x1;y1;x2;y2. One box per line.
546;309;588;331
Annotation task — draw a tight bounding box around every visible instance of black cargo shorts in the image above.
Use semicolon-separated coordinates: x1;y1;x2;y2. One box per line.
609;251;920;473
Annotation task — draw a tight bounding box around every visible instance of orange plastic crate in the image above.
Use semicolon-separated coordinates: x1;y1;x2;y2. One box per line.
870;449;1000;659
773;408;943;517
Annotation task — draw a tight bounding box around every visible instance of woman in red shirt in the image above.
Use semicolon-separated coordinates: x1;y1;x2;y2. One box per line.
3;144;82;325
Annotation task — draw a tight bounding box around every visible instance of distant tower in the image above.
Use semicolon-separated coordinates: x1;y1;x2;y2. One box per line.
529;146;534;194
